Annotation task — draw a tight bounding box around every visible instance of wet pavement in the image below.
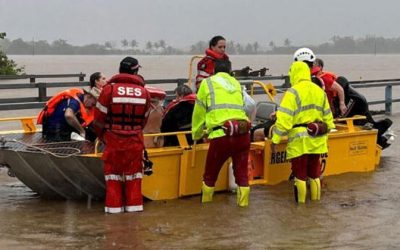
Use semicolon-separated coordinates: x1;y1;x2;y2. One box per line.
0;114;399;249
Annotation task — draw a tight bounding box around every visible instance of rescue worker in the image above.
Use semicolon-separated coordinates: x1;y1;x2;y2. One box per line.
89;72;108;89
192;59;251;207
162;85;196;146
38;87;100;141
93;56;151;213
311;58;347;117
271;61;335;203
195;35;229;90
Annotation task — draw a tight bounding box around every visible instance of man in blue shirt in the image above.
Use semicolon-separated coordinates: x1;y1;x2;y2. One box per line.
42;87;100;141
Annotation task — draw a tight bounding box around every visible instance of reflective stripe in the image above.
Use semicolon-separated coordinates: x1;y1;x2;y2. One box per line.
279;103;325;117
196;98;206;108
206;78;244;113
125;205;143;212
105;206;124;213
105;174;122;181
207;103;244;112
288;131;309;143
125;173;143;181
112;97;146;104
96;102;108;114
287;88;301;108
278;106;294;116
302;104;324;113
323;108;332;116
273;127;287;136
206;78;216;107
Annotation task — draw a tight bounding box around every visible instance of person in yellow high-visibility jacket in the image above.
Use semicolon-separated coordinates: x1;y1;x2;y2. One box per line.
271;61;335;203
192;59;251;207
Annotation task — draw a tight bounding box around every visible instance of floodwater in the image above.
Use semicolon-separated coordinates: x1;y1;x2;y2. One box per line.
0;55;400;249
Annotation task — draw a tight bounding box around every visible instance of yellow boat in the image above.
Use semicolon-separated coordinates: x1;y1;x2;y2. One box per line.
0;79;382;201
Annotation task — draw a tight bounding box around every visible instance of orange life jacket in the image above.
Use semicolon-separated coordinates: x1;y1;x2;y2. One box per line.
37;88;94;127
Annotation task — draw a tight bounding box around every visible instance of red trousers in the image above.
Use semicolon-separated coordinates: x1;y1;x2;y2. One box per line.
102;132;144;213
291;154;321;181
203;133;251;187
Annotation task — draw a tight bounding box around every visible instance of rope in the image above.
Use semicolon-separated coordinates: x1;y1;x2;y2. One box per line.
9;139;82;158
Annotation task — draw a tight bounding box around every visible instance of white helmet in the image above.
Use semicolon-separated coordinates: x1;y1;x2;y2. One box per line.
293;47;316;62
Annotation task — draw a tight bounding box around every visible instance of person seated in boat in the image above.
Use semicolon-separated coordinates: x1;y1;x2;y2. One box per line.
82;72;108;141
192;59;251;207
38;87;100;141
161;85;196;146
335;76;394;149
93;56;151;214
250;112;276;142
143;86;166;148
271;60;335;204
311;58;347;117
195;35;229;91
90;72;108;89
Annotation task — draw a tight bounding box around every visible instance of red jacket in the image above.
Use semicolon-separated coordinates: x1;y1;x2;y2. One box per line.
195;49;229;89
312;68;339;116
94;73;151;138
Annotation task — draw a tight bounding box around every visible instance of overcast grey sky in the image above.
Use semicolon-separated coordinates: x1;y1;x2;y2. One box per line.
1;0;399;48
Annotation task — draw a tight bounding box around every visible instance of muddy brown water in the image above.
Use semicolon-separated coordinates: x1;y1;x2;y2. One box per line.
0;55;400;249
0;114;398;249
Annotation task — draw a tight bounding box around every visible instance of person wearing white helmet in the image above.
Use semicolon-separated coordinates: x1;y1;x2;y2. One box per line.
271;61;335;204
293;48;347;117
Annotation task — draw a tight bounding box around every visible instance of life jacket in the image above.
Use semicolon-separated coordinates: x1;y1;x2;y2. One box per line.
37;88;94;127
103;74;150;135
196;49;229;88
205;48;229;61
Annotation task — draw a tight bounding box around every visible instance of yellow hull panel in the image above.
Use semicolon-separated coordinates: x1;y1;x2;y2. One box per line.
142;126;381;200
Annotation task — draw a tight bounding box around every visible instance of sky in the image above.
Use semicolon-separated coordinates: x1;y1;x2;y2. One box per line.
1;0;399;49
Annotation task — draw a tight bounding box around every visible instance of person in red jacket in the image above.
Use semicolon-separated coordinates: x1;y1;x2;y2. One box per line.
195;35;229;90
93;57;151;214
311;58;347;117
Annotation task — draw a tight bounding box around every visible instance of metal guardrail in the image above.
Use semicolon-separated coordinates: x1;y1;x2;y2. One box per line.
350;80;400;114
0;73;86;83
0;74;398;114
0;74;288;111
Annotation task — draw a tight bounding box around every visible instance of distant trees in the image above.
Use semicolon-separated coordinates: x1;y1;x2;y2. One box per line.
130;40;138;50
121;39;129;49
2;35;400;55
0;32;24;75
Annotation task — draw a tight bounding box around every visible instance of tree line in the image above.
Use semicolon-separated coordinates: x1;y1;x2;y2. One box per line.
0;33;24;74
2;35;400;56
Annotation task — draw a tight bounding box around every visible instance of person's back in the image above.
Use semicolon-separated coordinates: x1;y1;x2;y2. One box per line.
192;59;251;207
94;56;151;214
272;60;335;204
44;96;82;140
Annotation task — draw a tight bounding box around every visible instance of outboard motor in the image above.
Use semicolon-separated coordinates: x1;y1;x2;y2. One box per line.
336;76;395;149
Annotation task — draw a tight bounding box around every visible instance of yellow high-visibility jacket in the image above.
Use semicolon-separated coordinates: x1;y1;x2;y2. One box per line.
272;61;335;159
192;72;249;140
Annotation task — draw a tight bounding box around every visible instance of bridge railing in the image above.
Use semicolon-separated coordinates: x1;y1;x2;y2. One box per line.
0;74;398;114
0;74;288;111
